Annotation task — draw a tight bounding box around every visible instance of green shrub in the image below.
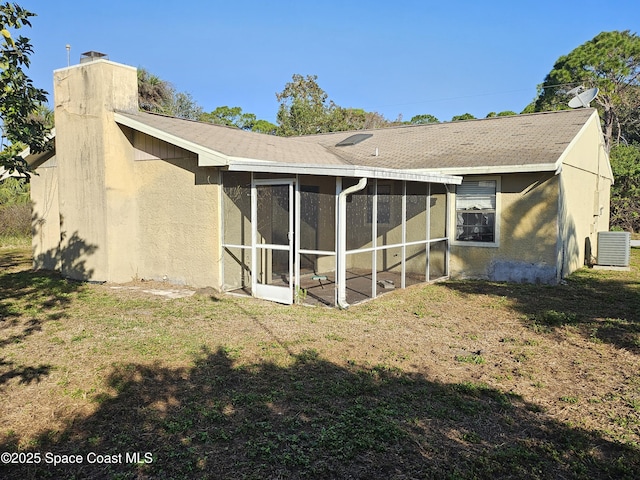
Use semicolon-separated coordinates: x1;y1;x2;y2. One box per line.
0;177;30;205
0;178;31;245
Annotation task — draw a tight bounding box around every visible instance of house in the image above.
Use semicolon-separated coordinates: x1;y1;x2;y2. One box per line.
28;58;612;307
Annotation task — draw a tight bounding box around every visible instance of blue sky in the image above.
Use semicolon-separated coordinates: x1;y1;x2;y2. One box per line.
20;0;640;124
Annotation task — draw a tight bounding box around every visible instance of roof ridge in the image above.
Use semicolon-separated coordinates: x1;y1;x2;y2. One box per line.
116;109;279;136
295;108;596;139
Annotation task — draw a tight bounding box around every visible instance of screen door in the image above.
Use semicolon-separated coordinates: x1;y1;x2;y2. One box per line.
252;179;294;304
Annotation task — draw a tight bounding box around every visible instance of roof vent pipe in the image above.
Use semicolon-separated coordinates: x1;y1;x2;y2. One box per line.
337;177;368;308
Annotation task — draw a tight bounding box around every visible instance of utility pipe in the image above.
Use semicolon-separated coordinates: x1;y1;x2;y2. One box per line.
337;177;368;308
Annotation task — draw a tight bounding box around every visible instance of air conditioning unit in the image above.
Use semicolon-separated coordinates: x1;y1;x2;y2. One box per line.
597;231;630;267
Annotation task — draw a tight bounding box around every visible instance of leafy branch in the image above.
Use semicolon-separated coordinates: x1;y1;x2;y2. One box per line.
0;2;50;176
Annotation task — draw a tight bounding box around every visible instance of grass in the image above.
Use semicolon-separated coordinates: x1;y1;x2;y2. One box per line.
0;245;639;479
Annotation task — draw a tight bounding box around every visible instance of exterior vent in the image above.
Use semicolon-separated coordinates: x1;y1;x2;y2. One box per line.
597;231;630;267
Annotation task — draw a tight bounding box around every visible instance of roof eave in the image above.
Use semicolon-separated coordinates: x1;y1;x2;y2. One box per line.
411;163;561;176
114;112;230;167
10;128;57;172
226;158;462;185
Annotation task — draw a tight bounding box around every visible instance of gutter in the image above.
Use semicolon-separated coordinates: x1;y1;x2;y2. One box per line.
336;177;368;308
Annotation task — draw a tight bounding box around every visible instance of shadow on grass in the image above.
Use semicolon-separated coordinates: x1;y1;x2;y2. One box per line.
0;359;52;386
0;269;79;387
444;256;640;353
1;346;638;480
0;249;31;269
0;240;93;387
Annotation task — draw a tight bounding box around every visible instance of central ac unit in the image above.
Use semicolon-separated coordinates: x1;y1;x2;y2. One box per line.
597;231;630;267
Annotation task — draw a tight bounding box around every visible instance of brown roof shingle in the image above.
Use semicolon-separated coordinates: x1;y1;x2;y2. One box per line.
116;108;597;173
296;108;596;170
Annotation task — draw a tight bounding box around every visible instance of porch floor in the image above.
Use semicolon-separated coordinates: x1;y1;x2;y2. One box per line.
227;269;429;307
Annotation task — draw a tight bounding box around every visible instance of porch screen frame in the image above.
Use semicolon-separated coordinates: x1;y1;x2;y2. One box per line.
341;178;451;305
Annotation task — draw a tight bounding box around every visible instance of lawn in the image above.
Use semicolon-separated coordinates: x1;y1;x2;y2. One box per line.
1;246;639;479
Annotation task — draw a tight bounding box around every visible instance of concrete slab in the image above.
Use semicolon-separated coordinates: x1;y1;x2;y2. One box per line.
592;265;631;272
109;285;195;299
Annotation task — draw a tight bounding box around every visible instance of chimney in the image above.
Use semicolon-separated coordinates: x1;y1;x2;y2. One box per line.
53;59;139;282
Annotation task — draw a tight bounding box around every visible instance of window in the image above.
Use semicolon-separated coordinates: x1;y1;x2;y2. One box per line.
455;180;497;243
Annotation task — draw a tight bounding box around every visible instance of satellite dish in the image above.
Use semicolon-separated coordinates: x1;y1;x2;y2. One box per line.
568;87;599;108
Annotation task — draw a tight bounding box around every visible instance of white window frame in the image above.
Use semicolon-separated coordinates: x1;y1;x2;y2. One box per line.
450;176;501;248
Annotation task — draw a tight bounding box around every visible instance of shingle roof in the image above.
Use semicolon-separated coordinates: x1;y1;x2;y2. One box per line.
115;108;597;173
296;108;596;171
115;111;345;165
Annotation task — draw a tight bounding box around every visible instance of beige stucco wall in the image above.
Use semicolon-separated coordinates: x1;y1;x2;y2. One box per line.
31;157;60;270
449;111;612;284
53;59;139;281
450;173;560;283
131;148;221;287
36;59;223;288
558;112;612;275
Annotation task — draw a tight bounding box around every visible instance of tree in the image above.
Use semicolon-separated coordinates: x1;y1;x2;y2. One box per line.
451;113;476;121
137;68;173;113
409;114;439;124
276;74;396;135
0;3;50;176
200;106;257;130
329;107;390;131
615;85;640;144
609;143;640;232
165;91;202;120
276;74;332;136
138;68;205;120
199;106;277;134
486;111;517;118
532;30;640;150
251;119;277;135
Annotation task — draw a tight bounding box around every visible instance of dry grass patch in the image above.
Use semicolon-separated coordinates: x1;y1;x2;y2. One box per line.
0;246;639;479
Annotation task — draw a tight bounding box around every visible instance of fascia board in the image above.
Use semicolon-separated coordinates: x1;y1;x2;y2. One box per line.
14;129;57;170
114;112;229;166
0;168;26;180
554;109;608;177
226;158;462;185
53;59;137;75
18;128;56;158
590;110;614;181
411;163;560;176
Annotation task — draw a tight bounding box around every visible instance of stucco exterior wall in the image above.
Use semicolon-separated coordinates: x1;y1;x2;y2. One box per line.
449;111;612;284
31;158;60;270
131;153;221;287
558;113;612;276
450;173;560;283
53;59;138;281
40;59;223;288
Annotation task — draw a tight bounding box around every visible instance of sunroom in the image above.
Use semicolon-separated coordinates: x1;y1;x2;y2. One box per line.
221;165;461;307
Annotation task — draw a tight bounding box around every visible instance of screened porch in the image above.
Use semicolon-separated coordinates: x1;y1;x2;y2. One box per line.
221;171;458;307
